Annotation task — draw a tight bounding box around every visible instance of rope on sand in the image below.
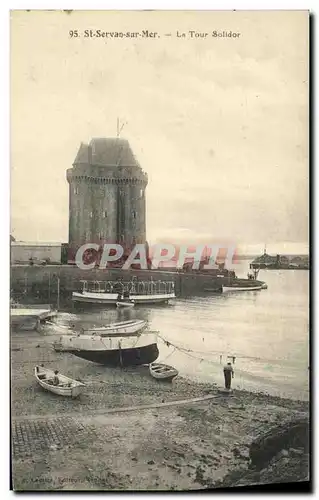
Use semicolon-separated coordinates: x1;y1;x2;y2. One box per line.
96;394;220;414
13;394;220;421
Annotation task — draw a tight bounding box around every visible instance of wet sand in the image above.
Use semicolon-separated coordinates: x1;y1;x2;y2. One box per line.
11;329;309;491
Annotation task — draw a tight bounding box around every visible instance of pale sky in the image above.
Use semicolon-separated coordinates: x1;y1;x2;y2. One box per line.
11;10;309;255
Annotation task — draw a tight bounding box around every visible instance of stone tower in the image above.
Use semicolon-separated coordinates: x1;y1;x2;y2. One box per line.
67;138;148;262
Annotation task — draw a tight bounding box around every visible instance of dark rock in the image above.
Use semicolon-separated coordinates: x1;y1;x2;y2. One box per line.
289;447;304;456
249;419;308;469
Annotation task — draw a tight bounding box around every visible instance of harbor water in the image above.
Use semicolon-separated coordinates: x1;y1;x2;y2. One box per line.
47;263;309;401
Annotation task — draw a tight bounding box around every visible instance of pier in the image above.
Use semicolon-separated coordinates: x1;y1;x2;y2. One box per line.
10;265;263;302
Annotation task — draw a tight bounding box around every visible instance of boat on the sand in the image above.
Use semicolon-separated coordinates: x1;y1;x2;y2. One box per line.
85;319;146;335
53;332;159;367
11;303;57;330
34;366;85;398
51;319;147;336
149;362;178;382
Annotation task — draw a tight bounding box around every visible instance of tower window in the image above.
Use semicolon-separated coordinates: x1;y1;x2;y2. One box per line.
140;189;143;198
132;210;137;219
74;187;79;195
89;211;93;218
102;210;108;218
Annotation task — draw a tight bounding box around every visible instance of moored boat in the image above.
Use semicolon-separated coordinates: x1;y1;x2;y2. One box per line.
72;291;175;305
222;279;267;292
11;306;57;329
72;279;176;305
149;362;178;382
34;366;85;398
52;319;147;336
116;300;135;308
222;284;264;292
85;319;146;336
53;332;159;367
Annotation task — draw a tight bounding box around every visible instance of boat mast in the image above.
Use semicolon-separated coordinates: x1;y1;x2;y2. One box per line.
57;276;60;311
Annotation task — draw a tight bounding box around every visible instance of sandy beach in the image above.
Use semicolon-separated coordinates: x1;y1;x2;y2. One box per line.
11;329;309;491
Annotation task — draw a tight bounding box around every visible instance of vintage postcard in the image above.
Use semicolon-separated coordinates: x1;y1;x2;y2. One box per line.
10;10;309;491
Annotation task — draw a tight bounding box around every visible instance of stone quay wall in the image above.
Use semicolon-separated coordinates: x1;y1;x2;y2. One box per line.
10;265;225;302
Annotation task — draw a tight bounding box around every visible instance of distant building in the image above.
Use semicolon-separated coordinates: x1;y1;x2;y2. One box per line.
11;242;63;264
250;252;309;270
67;138;148;263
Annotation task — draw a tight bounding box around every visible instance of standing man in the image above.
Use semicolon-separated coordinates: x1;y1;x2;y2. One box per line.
223;362;234;390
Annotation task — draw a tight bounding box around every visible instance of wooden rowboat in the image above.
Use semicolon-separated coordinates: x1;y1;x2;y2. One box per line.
49;319;147;336
34;366;85;398
149;362;178;382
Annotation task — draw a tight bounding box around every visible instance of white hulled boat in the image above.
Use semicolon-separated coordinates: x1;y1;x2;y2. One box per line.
85;319;146;336
72;280;176;305
11;301;57;329
34;366;85;398
51;319;147;336
222;284;265;292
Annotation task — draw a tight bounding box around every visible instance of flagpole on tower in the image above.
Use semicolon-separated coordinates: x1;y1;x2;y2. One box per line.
116;118;126;138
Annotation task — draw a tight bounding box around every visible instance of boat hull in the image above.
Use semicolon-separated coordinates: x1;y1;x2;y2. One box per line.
85;320;147;336
222;285;263;292
72;291;175;305
53;332;159;367
68;343;159;366
54;319;147;336
149;363;178;382
34;367;85;398
11;309;57;330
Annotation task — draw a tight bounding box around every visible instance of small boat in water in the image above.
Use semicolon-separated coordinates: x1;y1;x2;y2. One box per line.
53;332;159;367
73;290;175;305
149;362;178;382
222;284;264;292
116;300;135;308
222;279;267;292
72;280;176;306
34;366;85;398
222;284;265;292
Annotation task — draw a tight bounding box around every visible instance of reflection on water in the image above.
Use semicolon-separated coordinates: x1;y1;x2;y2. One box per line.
47;264;309;401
